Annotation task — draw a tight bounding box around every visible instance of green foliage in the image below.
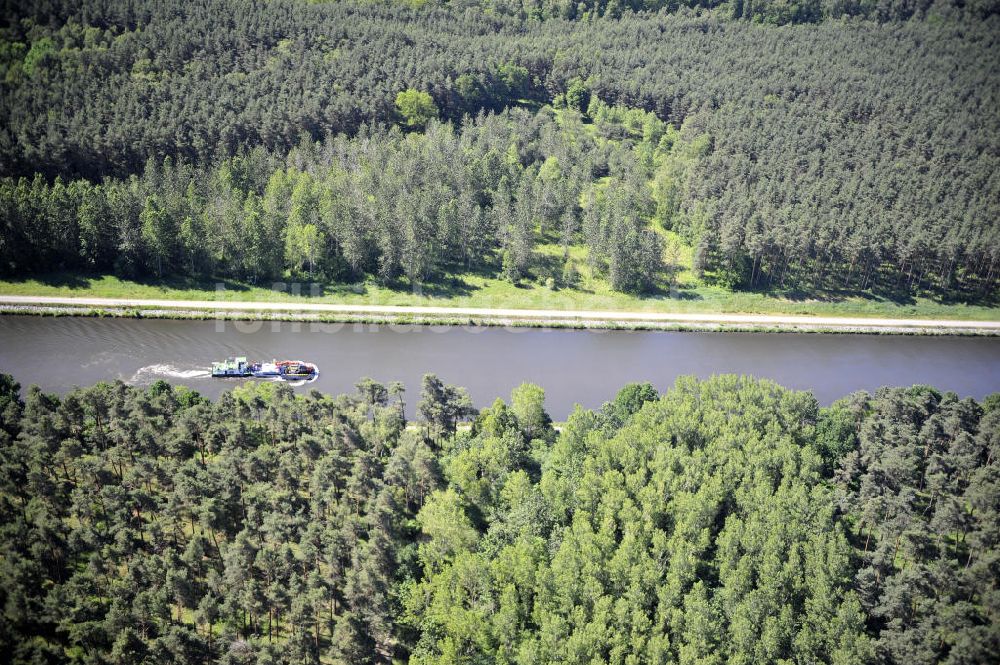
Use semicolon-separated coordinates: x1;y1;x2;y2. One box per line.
565;77;591;113
509;383;553;442
408;375;880;664
0;8;999;660
600;381;658;430
836;387;1000;663
582;178;664;294
417;373;476;440
497;62;530;99
20;37;54;77
139;194;175;277
814;393;866;472
416;489;480;572
395;89;439;129
0;373;22;439
0;374;443;663
477;0;934;21
0;4;997;300
1;372;996;663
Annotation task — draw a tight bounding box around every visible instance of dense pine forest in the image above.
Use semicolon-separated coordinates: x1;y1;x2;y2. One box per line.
2;1;999;663
0;373;997;663
1;0;999;301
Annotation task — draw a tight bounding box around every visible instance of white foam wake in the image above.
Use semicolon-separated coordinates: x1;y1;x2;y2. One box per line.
130;364;211;383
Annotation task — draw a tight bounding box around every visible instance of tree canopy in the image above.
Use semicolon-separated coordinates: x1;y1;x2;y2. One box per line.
396;90;439;129
0;1;997;300
1;373;996;663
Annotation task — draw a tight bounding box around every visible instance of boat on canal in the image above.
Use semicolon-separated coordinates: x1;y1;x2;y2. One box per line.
211;357;318;381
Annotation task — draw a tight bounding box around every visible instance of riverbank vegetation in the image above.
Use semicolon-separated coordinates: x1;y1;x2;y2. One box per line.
4;270;1000;323
1;1;999;312
0;373;997;663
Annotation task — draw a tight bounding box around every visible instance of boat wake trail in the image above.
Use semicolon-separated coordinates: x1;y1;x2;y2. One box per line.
130;364;212;384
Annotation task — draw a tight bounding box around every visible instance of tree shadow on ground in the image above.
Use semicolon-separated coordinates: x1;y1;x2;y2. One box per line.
758;282;998;308
743;269;998;308
666;283;704;300
639;279;703;301
136;274;253;294
376;275;481;299
7;271;92;289
927;286;999;307
751;282;919;306
784;287;917;306
314;282;369;298
4;271;258;294
415;277;479;298
770;285;912;305
440;256;501;281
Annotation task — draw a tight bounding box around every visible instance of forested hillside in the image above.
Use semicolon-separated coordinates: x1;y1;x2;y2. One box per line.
1;1;999;301
0;109;673;293
0;373;997;663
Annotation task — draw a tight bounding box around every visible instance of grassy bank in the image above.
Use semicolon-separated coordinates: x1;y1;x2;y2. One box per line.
4;305;999;337
1;267;998;322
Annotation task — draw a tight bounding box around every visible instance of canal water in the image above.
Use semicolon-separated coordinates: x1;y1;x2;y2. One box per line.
0;315;998;417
